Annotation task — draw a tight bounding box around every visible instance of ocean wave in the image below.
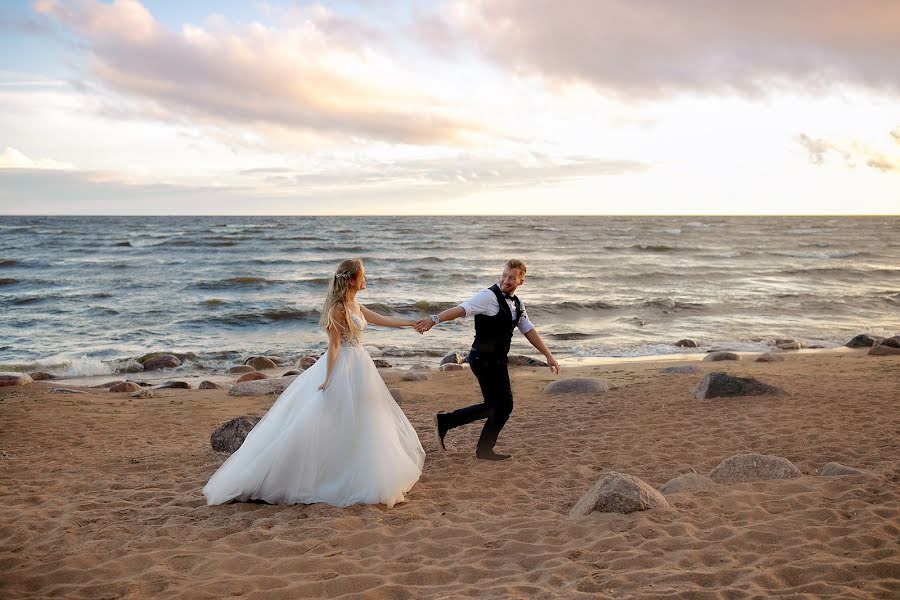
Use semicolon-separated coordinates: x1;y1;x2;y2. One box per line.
629;244;682;253
769;250;862;259
9;296;45;306
192;277;284;289
642;298;705;311
548;332;596;340
2;355;117;378
0;278;19;286
196;307;320;326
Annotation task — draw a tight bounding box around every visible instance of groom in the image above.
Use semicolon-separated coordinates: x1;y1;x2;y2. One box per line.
415;259;560;461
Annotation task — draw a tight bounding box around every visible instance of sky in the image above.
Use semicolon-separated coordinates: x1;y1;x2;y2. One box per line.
0;0;898;215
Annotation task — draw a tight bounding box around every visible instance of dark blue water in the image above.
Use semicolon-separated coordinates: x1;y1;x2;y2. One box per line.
1;215;898;376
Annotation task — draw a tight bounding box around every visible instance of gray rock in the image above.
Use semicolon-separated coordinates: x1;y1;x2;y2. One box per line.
675;339;699;348
142;354;182;371
845;334;884;348
820;462;869;476
0;372;33;387
129;389;154;399
544;378;609;395
440;363;465;372
372;358;393;368
661;365;699;374
109;381;141;393
570;471;669;516
245;356;277;370
228;365;255;374
210;415;262;453
694;372;784;399
440;352;464;366
709;453;801;484
776;341;802;350
29;371;56;381
156;381;191;389
756;353;785;363
49;387;87;394
868;344;900;356
704;351;741;362
402;371;428;382
199;380;222;390
659;472;715;495
508;354;548;367
228;375;298;397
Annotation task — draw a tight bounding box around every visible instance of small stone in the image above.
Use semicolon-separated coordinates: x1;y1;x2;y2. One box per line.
156;381;191;389
543;378;609;395
29;371;56;381
756;353;785;363
440;363;465;372
236;371;268;383
199;381;222;389
709;453;800;484
675;339;698;348
228;375;298;397
845;334;884;348
570;471;669;516
440;352;464;366
109;381;141;393
868;344;900;356
142;354;182;371
372;359;393;368
659;472;715;495
129;389;154;399
210;415;262;453
820;462;869;476
704;351;740;362
245;356;277;370
881;335;900;348
228;365;255;374
297;356;318;369
507;355;548;367
694;372;784;399
402;371;427;381
0;372;33;387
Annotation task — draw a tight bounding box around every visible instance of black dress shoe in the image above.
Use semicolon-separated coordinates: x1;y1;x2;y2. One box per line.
433;413;448;451
475;450;512;461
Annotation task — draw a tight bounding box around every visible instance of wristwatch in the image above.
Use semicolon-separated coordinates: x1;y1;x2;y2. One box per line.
430;314;440;325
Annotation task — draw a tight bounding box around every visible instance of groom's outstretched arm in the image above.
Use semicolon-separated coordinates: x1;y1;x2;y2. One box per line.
414;306;465;333
523;329;561;374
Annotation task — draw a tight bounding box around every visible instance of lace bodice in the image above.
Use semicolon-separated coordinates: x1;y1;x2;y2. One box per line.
341;310;367;346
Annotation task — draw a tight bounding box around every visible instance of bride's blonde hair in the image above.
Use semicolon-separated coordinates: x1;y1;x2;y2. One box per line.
320;258;363;337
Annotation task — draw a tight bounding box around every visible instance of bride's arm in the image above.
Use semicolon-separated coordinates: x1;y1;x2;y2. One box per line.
360;304;417;328
318;306;342;391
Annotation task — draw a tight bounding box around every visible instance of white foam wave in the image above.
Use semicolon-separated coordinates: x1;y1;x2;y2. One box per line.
48;355;115;378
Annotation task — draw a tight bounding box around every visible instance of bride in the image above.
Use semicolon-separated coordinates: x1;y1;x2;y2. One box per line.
203;258;426;508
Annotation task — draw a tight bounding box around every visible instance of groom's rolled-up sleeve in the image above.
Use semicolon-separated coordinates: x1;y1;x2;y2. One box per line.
459;288;494;317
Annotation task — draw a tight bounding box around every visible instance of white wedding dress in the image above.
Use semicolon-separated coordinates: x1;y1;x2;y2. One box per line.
203;310;425;508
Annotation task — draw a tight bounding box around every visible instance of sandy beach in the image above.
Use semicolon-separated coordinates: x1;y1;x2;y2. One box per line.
1;350;898;599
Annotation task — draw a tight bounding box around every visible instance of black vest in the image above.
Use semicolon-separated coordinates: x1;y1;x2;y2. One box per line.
471;284;522;359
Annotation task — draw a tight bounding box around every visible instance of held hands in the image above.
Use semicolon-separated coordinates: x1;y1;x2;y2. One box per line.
414;318;435;334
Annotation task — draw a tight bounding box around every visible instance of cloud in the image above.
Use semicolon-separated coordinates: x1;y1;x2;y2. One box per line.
447;0;900;97
32;0;494;148
796;131;899;172
0;147;75;170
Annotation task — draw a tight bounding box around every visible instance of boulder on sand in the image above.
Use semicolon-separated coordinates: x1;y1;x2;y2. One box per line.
694;372;784;399
570;471;669;516
709;453;800;484
868;343;900;356
297;356;318;369
0;372;33;387
372;358;393;368
704;351;740;362
675;339;698;348
245;356;277;370
236;371;268;383
156;381;191;389
845;334;884;348
659;472;715;495
29;371;56;381
199;381;222;390
756;353;785;363
228;365;255;374
210;415;262;453
508;354;548;367
544;378;609;395
440;352;464;366
228;375;298;397
109;381;141;393
142;354;182;371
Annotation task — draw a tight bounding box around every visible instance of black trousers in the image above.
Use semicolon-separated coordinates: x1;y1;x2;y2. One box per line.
442;353;513;453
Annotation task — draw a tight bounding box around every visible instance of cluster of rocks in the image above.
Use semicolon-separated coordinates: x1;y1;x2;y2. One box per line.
846;334;900;356
570;453;872;517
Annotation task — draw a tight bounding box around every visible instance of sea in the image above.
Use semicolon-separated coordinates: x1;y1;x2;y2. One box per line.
1;215;898;379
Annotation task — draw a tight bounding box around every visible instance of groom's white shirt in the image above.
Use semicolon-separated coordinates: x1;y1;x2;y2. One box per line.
459;288;535;335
